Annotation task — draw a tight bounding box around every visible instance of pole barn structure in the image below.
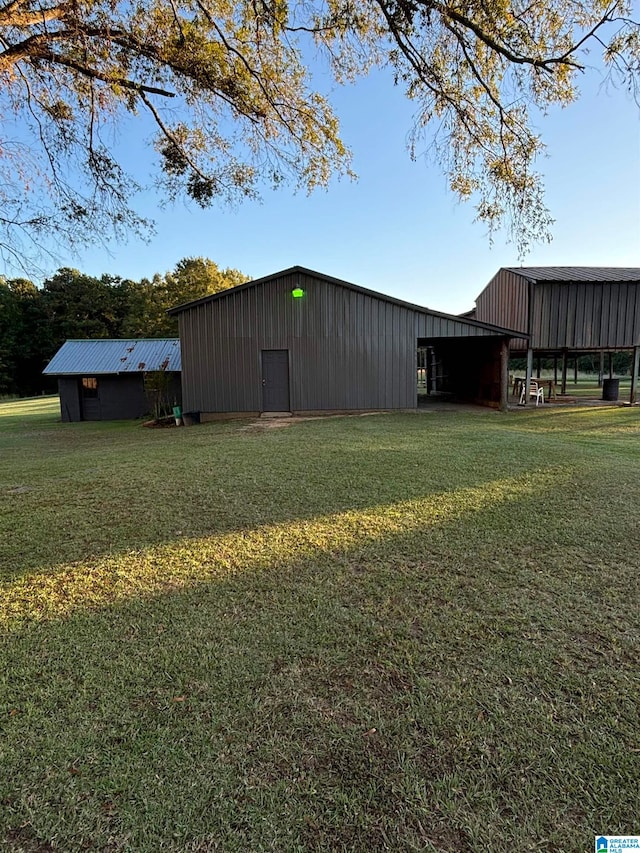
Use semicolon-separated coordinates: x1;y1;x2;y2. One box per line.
169;266;521;418
474;267;640;404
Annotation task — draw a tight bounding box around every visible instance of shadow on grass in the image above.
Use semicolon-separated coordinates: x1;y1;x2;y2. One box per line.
3;403;640;588
4;403;640;849
506;404;639;429
2;476;639;852
2;468;564;624
0;409;571;584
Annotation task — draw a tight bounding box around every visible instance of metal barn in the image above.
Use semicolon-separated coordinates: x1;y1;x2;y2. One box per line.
43;339;182;422
169;267;519;417
473;267;640;402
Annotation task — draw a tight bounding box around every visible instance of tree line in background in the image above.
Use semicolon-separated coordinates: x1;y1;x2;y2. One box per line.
510;354;634;376
0;257;248;397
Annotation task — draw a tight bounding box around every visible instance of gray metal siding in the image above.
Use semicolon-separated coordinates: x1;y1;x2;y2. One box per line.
181;274;393;412
475;269;529;350
179;271;511;414
476;270;640;351
180;273;415;411
533;281;640;349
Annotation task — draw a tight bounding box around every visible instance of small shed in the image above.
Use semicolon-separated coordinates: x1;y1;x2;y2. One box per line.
169;266;521;416
474;267;640;401
43;339;182;422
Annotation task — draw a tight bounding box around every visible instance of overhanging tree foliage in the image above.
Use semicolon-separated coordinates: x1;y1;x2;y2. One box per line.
1;0;638;262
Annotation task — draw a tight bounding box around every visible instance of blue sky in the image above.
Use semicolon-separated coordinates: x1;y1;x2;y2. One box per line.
30;63;640;315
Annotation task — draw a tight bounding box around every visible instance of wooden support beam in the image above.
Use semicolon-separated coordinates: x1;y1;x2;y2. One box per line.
523;348;533;406
561;350;568;396
574;357;578;385
598;352;604;387
430;347;437;395
499;340;509;412
553;356;558;384
631;347;639;405
608;352;613;379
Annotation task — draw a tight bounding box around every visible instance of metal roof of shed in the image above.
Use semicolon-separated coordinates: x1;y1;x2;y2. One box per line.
43;339;181;375
505;267;640;282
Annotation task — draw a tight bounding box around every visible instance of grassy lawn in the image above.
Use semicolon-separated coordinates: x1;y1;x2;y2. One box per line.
566;378;630;399
1;398;639;851
521;376;632;399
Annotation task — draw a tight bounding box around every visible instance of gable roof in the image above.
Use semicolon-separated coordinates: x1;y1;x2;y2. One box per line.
505;266;640;283
43;339;181;376
168;265;523;337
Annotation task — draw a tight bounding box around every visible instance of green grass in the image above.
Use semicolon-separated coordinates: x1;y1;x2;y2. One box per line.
566;378;630;399
523;376;632;399
1;399;639;851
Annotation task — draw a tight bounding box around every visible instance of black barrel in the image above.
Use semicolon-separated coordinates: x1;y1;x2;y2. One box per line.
602;378;620;401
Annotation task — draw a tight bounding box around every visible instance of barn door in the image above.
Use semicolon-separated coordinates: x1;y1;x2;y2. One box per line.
261;350;290;412
80;376;101;420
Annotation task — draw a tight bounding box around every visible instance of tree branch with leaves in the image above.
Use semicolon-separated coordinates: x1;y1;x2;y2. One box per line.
0;0;638;266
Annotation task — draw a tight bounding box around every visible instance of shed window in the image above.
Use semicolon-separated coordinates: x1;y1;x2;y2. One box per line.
81;377;98;397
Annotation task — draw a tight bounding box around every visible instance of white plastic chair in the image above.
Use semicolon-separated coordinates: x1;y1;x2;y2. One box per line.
519;380;544;406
